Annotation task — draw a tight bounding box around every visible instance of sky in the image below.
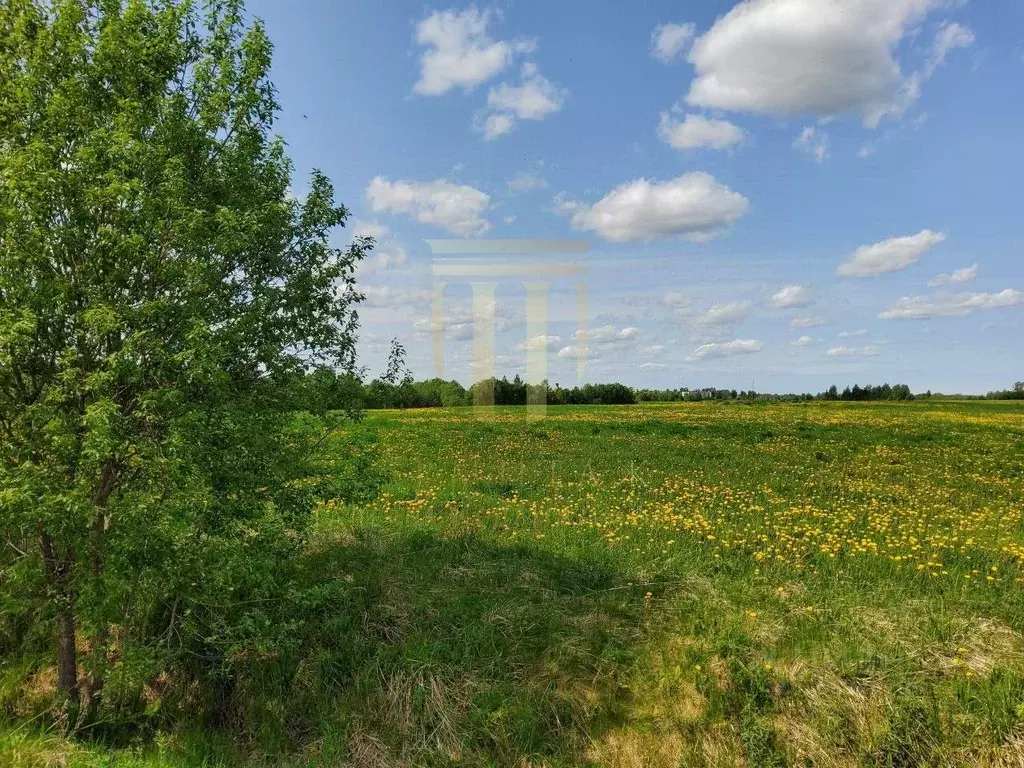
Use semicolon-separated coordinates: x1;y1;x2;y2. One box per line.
246;0;1024;394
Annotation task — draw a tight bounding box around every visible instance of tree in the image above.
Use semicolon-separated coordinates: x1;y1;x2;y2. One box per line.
382;338;411;388
0;0;368;725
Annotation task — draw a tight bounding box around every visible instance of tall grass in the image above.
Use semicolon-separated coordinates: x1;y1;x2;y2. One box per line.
4;401;1024;766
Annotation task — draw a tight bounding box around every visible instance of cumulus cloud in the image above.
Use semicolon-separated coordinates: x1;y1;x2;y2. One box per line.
658;112;745;151
928;263;978;287
556;172;750;242
362;285;431;309
413;297;523;341
478;62;567;139
351;220;387;241
413;7;529;95
827;345;880;357
515;334;561;351
351;220;408;271
789;315;825;328
793;126;829;162
684;0;973;127
643;344;667;357
687;339;764;360
688;301;752;340
663;292;693;310
573;325;639;346
770;284;813;308
792;335;814;346
878;289;1024;320
651;22;696;63
837;229;946;277
556;344;591;360
480;113;514;140
367;176;491;236
838;329;868;338
507;172;548;194
640;362;669;371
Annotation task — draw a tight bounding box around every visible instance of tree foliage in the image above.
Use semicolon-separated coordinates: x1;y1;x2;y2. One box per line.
0;0;367;726
315;372;929;410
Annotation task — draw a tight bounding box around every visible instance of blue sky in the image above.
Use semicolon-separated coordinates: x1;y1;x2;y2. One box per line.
248;0;1023;394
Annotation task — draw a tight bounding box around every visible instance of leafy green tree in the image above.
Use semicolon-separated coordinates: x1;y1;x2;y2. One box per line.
381;338;411;388
0;0;368;724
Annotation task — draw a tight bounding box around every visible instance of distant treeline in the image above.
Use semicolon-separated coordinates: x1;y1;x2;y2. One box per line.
359;376;635;408
983;382;1024;400
301;372;1024;410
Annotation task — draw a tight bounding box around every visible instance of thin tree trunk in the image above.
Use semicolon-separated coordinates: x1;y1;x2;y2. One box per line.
86;460;117;718
56;602;79;696
38;522;80;722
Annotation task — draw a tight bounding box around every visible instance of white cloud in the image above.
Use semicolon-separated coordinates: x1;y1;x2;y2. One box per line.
838;329;868;338
933;21;975;62
770;284;813;308
413;7;528;95
642;344;667;356
858;144;877;159
663;292;692;310
895;21;975;115
827;345;880;357
351;220;387;241
413;297;523;341
515;335;561;352
789;314;825;328
479;62;567;139
556;172;750;242
573;325;639;346
503;214;516;225
651;22;696;63
687;339;763;360
367;176;491;236
658;112;745;151
793;126;829;162
480;113;515;140
684;0;972;127
928;263;978;287
507;172;548;194
792;335;814;346
878;289;1024;320
351;220;408;271
689;301;752;340
556;344;591;360
640;362;668;371
362;285;431;309
837;229;946;277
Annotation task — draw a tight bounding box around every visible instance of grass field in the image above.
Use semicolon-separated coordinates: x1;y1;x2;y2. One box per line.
5;401;1024;766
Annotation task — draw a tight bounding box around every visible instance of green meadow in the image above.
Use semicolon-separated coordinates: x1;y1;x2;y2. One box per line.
6;400;1024;767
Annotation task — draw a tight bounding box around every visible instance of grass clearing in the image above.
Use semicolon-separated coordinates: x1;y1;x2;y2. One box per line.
4;401;1024;766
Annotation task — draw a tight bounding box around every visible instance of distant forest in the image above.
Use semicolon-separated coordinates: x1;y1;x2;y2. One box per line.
306;371;1024;410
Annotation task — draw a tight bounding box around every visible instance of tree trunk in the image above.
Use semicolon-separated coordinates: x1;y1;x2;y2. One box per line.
56;602;79;698
38;523;80;722
85;460;117;718
85;624;109;719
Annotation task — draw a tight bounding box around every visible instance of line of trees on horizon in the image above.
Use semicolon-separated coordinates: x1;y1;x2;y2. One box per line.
304;370;1024;411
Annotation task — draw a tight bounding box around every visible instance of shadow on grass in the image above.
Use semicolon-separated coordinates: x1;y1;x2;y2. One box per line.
233;526;654;767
